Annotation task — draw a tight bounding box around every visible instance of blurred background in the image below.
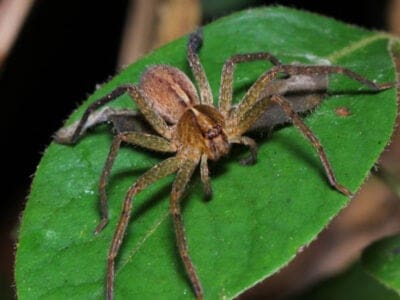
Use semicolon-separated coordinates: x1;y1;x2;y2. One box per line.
1;0;399;299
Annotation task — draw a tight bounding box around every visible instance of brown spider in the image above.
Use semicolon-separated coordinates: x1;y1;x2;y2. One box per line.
55;29;393;299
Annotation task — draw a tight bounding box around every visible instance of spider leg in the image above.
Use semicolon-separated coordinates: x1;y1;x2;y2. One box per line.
125;84;174;139
188;29;214;105
200;154;212;199
59;87;134;144
248;75;328;133
170;157;203;299
233;64;394;123
229;94;277;136
54;107;143;144
229;136;258;165
271;94;353;196
57;84;173;144
219;53;281;116
106;156;180;300
95;132;176;234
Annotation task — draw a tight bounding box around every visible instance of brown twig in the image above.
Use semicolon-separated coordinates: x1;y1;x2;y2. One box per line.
117;0;201;68
388;0;400;35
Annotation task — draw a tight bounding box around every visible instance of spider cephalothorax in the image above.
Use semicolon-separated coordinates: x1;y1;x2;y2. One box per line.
55;29;393;300
177;104;230;160
140;64;231;161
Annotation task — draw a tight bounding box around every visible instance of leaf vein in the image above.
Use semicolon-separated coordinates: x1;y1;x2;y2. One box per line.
116;211;170;274
327;33;391;62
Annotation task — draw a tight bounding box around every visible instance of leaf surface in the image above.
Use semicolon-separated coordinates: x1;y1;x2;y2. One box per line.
298;262;400;300
362;235;400;294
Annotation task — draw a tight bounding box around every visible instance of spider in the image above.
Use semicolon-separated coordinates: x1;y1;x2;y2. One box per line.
55;29;393;299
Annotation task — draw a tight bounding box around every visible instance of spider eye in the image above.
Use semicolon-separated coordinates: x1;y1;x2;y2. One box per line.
206;125;222;139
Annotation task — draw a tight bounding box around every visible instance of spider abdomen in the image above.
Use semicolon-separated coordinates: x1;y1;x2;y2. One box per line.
139;65;199;124
176;104;230;160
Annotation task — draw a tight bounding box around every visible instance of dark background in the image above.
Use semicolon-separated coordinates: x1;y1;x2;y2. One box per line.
0;0;390;298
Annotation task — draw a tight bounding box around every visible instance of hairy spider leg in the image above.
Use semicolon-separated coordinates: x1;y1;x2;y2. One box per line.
70;84;173;143
66;83;177;235
229;136;258;165
95;132;176;234
218;53;282;116
189;30;282;166
188;29;283;115
227;65;393;196
106;156;181;300
170;157;203;299
229;91;353;195
232;64;393;125
69;87;129;143
188;29;213;106
200;154;212;199
271;94;352;196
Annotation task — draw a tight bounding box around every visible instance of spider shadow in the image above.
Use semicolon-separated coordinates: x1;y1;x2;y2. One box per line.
107;164;174;255
258;128;329;185
105;150;175;221
201;142;262;194
214;125;329;189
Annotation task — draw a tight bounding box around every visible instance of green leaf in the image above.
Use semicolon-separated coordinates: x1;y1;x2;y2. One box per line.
15;6;398;300
297;262;400;300
362;235;400;294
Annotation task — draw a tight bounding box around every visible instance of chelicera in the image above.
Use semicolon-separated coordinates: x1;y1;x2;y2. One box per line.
55;29;393;299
